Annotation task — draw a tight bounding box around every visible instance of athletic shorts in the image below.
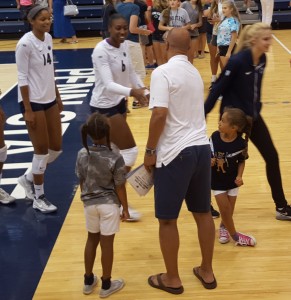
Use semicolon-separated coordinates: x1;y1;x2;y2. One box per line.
212;187;239;197
19;99;57;114
145;34;153;47
152;34;164;43
90;98;126;117
218;44;236;57
199;17;207;33
84;203;120;235
207;32;212;44
211;34;217;46
154;145;211;219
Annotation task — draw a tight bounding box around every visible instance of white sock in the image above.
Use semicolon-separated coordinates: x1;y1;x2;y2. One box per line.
211;75;217;83
34;184;44;199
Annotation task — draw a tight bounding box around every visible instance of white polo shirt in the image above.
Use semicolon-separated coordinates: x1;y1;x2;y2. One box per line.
16;32;56;104
90;39;145;108
149;55;209;167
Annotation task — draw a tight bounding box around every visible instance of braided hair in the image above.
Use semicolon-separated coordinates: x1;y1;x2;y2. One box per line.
81;113;111;154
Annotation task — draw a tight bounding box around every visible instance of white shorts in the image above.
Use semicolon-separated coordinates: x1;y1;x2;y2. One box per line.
212;187;239;197
84;204;120;236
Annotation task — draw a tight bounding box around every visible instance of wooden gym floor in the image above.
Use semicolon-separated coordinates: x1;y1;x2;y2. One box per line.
0;29;291;299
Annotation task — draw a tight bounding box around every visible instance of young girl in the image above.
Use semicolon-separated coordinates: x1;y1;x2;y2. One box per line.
76;112;129;297
217;0;240;68
205;23;291;221
16;5;62;213
181;0;203;63
210;107;256;247
158;0;191;40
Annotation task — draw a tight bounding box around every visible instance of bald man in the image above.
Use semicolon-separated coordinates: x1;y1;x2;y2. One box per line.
144;28;216;294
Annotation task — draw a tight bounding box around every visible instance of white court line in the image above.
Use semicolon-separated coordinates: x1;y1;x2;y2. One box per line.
0;82;17;101
272;34;291;55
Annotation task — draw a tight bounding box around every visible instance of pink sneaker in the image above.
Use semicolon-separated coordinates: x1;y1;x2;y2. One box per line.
235;232;256;247
219;227;230;244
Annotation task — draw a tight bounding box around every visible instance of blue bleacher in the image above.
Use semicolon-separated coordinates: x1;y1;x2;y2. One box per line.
0;0;104;35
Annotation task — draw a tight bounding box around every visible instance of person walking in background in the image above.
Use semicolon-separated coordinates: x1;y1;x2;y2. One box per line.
16;5;63;213
0;89;16;205
90;14;149;221
260;0;274;26
205;23;291;221
217;0;240;69
53;0;78;43
16;0;34;33
210;107;256;247
76;113;128;298
144;27;216;294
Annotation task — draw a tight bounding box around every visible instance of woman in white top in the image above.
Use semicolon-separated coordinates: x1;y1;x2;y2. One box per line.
90;14;149;221
15;5;63;213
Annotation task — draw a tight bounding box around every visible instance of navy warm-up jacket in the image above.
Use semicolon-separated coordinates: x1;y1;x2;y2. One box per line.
204;48;267;120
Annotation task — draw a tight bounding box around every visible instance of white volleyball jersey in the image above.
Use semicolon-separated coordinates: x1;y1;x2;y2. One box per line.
90;39;145;108
16;32;56;104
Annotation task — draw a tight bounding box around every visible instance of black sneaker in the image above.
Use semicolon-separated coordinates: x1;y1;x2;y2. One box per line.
276;205;291;220
211;205;220;219
132;101;142;109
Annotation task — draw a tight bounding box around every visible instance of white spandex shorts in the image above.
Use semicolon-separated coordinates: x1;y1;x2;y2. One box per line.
212;187;239;197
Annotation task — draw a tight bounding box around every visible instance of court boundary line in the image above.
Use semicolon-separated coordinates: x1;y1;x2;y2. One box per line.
272;34;291;54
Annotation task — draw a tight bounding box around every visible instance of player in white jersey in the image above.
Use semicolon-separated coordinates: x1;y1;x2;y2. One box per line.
15;5;63;214
90;14;149;221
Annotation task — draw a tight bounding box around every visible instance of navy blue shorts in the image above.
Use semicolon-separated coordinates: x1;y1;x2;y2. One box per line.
207;32;212;44
154;145;211;219
90;98;126;117
19;100;57;113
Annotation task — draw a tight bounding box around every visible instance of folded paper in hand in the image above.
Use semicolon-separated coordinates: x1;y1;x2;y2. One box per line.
126;164;153;196
64;0;79;16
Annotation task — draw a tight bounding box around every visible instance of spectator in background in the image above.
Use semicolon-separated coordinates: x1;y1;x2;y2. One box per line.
101;0;116;39
151;0;168;66
34;0;53;14
117;0;151;109
53;0;78;43
16;0;34;32
260;0;274;26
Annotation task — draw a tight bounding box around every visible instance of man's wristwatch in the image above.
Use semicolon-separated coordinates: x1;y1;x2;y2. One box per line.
145;147;156;156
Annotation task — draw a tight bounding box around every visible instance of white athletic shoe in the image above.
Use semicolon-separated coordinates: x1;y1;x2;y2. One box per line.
83;275;98;295
99;279;125;298
121;206;141;222
18;174;34;200
0;188;16;204
33;194;57;213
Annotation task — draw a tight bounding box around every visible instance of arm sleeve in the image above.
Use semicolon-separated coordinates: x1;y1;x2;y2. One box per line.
92;48;132;96
15;42;31;87
204;57;239;115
